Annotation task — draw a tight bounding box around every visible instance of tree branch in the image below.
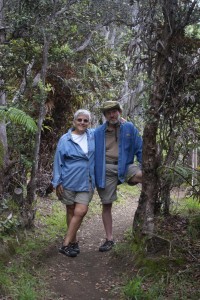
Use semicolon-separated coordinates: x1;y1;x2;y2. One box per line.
55;0;78;17
12;59;35;104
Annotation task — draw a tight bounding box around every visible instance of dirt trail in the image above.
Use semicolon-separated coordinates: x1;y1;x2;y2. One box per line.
42;194;138;300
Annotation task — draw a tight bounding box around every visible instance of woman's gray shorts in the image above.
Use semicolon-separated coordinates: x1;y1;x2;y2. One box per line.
60;189;94;206
97;163;140;204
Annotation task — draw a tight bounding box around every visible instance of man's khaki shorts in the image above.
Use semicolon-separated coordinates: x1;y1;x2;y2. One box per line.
60;189;94;206
97;163;140;204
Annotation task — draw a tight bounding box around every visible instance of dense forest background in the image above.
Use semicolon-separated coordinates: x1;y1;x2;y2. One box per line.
0;0;200;234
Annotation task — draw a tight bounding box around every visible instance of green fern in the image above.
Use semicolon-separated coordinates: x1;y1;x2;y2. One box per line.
0;107;37;133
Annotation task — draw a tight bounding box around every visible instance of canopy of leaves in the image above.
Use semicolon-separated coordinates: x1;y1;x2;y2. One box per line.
1;0;200;200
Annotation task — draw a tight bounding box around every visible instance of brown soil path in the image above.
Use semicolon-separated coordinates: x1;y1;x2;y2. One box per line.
42;193;139;300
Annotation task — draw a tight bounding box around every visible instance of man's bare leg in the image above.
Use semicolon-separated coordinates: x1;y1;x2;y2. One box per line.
102;203;113;241
99;203;115;252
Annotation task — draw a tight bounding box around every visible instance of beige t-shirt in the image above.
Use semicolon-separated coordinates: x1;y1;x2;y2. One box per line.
105;124;120;161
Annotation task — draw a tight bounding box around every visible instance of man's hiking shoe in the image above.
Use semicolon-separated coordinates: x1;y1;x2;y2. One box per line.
71;242;80;254
99;240;115;252
59;244;77;257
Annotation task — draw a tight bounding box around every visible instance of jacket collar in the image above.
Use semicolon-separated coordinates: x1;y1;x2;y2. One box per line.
66;128;89;140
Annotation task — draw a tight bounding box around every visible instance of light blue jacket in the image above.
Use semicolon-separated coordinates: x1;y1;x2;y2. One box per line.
52;128;95;191
95;121;142;188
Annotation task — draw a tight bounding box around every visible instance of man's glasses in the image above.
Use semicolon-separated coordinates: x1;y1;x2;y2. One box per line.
76;118;89;123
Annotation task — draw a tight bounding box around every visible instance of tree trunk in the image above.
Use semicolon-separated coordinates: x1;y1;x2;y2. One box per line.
132;0;185;236
160;181;171;216
25;35;49;227
0;0;8;200
192;147;198;186
133;119;159;235
133;40;171;235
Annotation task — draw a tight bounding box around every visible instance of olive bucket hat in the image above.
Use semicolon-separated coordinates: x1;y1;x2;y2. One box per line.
100;100;122;115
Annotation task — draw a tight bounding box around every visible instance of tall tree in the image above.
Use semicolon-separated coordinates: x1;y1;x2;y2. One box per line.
131;0;200;234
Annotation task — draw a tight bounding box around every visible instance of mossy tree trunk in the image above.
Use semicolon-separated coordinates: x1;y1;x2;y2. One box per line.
25;35;49;228
0;0;9;200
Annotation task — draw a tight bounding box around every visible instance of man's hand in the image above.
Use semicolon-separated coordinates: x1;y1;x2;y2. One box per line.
56;184;64;199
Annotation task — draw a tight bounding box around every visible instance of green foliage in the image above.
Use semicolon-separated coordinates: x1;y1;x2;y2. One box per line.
187;214;200;239
176;196;200;215
123;275;146;299
158;165;193;186
118;183;141;197
185;24;200;38
0;263;12;294
114;190;200;300
119;233;199;299
86;192;102;216
123;275;161;300
0;199;21;237
42;202;66;238
79;49;127;103
0;262;46;300
0;199;65;299
50;42;74;60
0;214;20;236
0;107;37;133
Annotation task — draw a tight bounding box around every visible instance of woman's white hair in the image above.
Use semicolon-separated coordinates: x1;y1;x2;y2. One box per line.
73;109;91;121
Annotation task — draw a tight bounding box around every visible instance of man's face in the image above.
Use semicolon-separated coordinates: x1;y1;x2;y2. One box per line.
104;109;121;125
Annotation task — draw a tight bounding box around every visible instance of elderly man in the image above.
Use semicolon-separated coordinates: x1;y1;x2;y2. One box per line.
95;100;143;252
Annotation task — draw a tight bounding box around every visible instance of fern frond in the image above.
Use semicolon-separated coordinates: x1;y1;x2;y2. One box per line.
0;107;37;133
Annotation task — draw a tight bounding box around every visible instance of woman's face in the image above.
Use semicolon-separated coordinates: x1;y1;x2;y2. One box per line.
73;114;90;134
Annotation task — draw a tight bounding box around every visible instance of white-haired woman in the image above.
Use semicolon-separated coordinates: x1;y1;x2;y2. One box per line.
52;109;95;257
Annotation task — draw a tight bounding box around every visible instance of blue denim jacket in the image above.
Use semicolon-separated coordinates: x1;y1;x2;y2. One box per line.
94;121;142;188
52;128;95;191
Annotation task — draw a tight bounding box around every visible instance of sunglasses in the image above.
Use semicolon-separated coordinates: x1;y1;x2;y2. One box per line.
76;118;89;123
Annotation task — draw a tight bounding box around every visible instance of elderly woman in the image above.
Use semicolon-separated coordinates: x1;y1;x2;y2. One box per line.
52;109;95;257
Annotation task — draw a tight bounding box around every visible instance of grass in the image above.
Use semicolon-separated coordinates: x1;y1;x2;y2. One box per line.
87;190;102;216
172;196;200;239
123;274;164;300
117;183;141;198
114;193;200;300
0;255;48;299
174;196;200;215
0;195;66;299
1;263;46;300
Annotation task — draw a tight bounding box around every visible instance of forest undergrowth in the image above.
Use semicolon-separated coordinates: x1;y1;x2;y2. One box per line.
0;186;199;299
116;190;200;300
